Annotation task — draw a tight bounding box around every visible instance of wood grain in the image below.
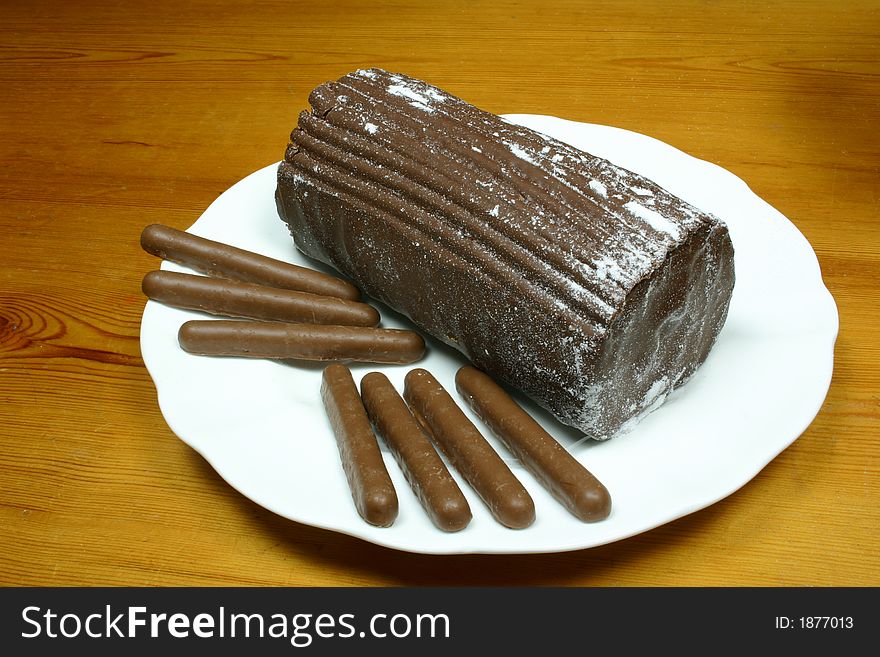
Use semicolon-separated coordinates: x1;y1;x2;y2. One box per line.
1;0;878;586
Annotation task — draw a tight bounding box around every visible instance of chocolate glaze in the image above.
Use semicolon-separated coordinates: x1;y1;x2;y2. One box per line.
403;368;535;529
361;371;471;532
276;69;735;438
177;320;425;363
142;270;379;326
456;366;611;522
141;223;360;300
321;364;398;526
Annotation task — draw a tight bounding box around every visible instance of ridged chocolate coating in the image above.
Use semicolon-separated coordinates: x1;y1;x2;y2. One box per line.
276;69;735;438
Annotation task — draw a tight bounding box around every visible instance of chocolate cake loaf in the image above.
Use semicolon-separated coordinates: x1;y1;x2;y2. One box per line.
275;69;735;439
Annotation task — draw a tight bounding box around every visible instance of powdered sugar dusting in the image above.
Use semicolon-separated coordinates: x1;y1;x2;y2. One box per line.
508;143;538;165
591;253;631;287
588;179;608;197
641;376;669;410
624;201;684;240
387;81;446;114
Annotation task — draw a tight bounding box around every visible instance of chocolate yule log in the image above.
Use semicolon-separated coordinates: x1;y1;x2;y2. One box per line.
275;68;735;438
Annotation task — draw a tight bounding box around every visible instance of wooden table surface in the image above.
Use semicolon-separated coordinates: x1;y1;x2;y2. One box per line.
1;0;878;586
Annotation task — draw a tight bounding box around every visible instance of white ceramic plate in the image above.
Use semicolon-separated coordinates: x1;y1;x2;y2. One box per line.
140;115;838;554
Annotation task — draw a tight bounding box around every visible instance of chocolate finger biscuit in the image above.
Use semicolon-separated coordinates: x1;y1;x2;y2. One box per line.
456;366;611;522
360;372;471;532
322;364;398;526
178;320;425;363
142;270;379;326
403;368;535;529
141;223;360;300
